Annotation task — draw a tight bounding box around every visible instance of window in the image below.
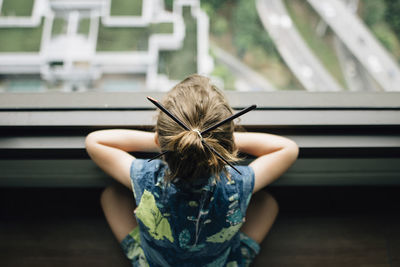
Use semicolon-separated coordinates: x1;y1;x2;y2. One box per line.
1;0;399;93
0;0;399;187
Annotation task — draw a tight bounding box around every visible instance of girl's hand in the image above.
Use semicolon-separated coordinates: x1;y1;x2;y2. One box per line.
85;130;159;189
234;132;299;193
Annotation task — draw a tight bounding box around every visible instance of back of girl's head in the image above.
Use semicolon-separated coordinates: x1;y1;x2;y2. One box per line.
156;74;238;182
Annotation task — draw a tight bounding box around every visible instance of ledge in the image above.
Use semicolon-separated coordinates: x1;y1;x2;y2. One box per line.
1;91;399;186
1;91;400;109
1;110;400;127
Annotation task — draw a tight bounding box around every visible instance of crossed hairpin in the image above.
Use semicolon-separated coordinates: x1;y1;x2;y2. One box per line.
147;96;256;175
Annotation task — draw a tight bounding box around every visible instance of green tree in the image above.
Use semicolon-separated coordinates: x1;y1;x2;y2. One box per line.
211;16;228;36
232;0;276;58
360;0;386;27
165;0;173;10
201;0;235;9
384;0;400;38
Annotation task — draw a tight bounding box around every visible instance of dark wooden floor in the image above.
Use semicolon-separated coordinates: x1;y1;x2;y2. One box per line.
1;186;399;267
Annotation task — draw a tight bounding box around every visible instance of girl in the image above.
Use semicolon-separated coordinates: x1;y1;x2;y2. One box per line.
85;74;299;266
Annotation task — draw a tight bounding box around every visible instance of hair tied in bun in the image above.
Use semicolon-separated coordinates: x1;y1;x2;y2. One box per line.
146;96;256;175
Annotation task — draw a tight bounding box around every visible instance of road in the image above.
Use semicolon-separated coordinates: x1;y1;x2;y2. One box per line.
256;0;344;91
330;0;380;91
211;45;277;91
333;37;381;91
308;0;400;91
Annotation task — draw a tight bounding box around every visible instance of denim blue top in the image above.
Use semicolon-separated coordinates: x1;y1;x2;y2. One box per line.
130;159;255;267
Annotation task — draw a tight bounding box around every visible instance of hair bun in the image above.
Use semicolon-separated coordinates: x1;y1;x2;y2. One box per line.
173;130;205;158
156;74;239;181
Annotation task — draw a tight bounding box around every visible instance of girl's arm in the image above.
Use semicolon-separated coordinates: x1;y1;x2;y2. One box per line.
85;129;159;189
234;132;299;193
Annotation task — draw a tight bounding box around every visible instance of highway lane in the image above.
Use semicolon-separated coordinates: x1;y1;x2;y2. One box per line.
333;37;381;91
331;0;380;91
211;45;277;91
256;0;344;91
308;0;400;91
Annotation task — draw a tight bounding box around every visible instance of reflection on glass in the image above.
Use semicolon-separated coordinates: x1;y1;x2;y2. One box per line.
0;0;399;93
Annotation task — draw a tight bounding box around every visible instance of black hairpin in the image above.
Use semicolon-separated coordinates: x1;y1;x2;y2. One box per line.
147;96;256;175
147;97;190;131
201;140;242;175
201;105;256;135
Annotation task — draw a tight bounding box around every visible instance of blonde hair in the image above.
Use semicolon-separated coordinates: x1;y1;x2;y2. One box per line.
156;74;239;182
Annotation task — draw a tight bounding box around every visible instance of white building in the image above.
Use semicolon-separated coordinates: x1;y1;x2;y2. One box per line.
0;0;213;91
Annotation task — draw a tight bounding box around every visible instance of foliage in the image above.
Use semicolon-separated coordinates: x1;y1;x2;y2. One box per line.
201;2;229;37
232;0;276;58
97;25;149;51
284;0;346;88
52;18;66;36
97;23;173;51
0;19;43;52
372;24;395;52
360;0;386;27
0;0;34;16
360;0;400;61
211;63;235;90
150;23;174;34
201;0;234;10
384;0;400;38
371;23;400;62
165;0;173;11
78;19;91;36
211;16;228;36
110;0;142;16
158;7;197;80
206;0;300;90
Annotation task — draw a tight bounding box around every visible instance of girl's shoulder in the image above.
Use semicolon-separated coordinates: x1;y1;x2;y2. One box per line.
221;165;255;193
205;165;255;215
129;159;255;205
131;158;166;173
130;159;167;204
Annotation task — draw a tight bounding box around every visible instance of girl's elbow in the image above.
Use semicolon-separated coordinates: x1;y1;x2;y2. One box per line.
286;141;300;161
293;144;300;160
85;132;98;149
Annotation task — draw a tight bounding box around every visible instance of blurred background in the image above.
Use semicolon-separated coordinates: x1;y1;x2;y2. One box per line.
0;0;399;93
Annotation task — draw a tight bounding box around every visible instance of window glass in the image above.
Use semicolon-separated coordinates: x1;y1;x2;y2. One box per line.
0;0;399;93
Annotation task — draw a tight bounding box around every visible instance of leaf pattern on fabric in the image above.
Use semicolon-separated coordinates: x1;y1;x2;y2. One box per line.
226;208;243;225
179;229;191;248
128;159;257;266
228;193;239;202
187;243;206;252
206;222;243;243
205;246;231;267
135;189;174;243
188;201;198;207
226;261;239;267
125;228;149;267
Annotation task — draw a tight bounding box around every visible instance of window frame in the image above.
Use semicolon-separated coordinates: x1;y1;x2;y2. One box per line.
1;91;399;187
1;91;400;109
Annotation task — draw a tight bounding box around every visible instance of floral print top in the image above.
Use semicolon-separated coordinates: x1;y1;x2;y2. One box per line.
130;159;255;267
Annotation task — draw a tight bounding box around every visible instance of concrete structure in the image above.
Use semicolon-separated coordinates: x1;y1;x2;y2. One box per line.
329;0;381;91
211;45;276;91
0;0;213;91
256;0;344;92
308;0;400;91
